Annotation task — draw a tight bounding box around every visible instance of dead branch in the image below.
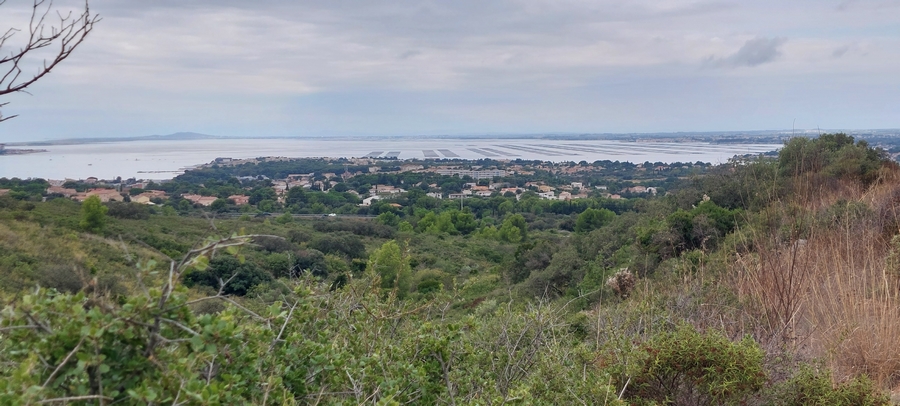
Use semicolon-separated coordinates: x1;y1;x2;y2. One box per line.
0;0;99;121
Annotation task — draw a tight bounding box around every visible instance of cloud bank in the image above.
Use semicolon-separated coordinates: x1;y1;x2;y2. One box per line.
0;0;897;140
707;37;787;68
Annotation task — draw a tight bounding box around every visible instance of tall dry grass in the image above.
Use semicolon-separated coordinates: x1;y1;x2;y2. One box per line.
732;167;900;391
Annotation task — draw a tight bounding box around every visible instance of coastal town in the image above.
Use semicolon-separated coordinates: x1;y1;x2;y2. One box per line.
0;156;696;214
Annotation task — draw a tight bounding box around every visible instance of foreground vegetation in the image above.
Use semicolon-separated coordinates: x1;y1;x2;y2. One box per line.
1;134;899;404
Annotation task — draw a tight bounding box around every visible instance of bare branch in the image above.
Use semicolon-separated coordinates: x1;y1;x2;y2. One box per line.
161;318;200;337
269;300;298;352
0;0;100;120
43;336;85;387
38;395;113;404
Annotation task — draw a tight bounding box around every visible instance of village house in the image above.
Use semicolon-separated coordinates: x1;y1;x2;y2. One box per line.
182;194;218;206
558;191;573;201
131;194;154;204
46;186;77;197
359;195;382;207
537;191;555;200
434;168;508;179
131;190;167;204
369;185;405;196
625;185;648;194
400;164;424;172
272;181;289;196
286;174;312;182
88;188;124;202
228;195;250;205
426;192;443;199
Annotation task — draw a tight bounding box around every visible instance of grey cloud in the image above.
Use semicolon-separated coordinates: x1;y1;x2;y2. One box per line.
832;44;851;58
836;0;900;11
836;0;858;11
707;37;787;68
398;50;421;60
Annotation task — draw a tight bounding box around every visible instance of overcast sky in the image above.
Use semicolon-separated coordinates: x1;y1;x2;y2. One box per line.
1;0;898;141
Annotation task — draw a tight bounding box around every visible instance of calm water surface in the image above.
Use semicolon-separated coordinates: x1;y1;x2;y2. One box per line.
0;138;780;180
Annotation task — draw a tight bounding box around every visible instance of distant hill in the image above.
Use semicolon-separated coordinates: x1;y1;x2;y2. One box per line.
11;132;222;146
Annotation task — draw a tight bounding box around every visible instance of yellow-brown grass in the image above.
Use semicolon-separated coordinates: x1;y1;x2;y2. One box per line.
732;167;900;390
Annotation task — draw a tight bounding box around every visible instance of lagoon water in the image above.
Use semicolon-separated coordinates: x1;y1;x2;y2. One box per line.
0;138;780;180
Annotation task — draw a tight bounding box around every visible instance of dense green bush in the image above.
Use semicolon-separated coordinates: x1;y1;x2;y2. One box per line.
768;366;889;406
183;256;272;296
623;324;766;406
312;219;395;238
308;232;366;259
105;202;151;220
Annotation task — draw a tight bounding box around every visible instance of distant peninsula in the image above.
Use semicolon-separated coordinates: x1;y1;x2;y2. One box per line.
6;129;900;148
6;132;221;147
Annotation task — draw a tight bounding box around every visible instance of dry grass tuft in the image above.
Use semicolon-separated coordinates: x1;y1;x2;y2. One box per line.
733;171;900;390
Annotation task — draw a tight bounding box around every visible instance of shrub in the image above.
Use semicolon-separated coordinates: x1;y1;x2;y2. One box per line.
291;249;327;278
624;325;766;406
767;366;889;406
312;219;395;238
287;228;312;244
309;233;366;259
253;235;296;253
183;256;272;296
35;265;84;293
414;269;448;294
106;202;151;220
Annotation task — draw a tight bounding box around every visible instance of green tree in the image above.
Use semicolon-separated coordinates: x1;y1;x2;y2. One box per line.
367;240;411;298
498;200;515;215
450;210;478;235
498;214;528;243
377;211;401;227
209;198;229;213
417;211;438;232
574;208;615;233
398;220;414;232
79;195;108;233
285;186;307;208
